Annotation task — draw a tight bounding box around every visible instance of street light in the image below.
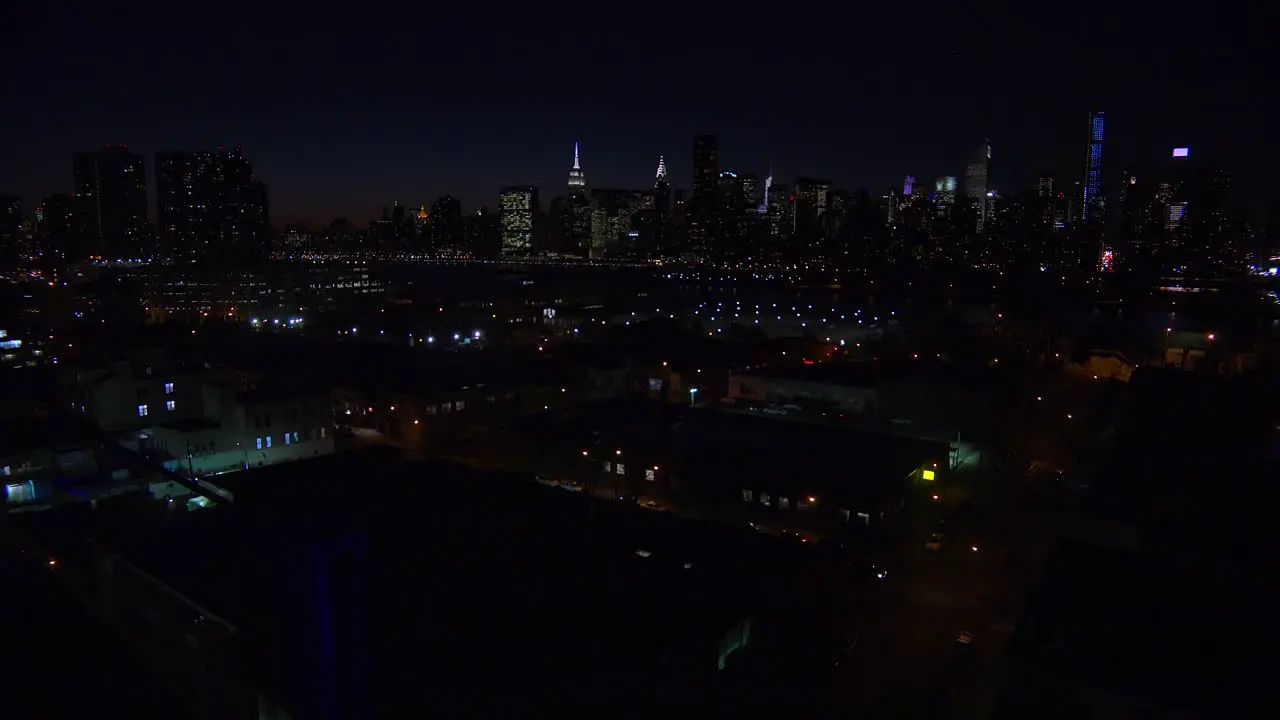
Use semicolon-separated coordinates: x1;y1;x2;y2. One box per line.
689;387;698;406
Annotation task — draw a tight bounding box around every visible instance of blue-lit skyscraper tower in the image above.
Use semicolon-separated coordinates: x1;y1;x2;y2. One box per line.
1083;111;1105;222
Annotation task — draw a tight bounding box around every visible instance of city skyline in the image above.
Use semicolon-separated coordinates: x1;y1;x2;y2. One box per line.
3;5;1270;226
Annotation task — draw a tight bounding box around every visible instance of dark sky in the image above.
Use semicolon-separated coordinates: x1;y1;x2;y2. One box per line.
2;4;1270;226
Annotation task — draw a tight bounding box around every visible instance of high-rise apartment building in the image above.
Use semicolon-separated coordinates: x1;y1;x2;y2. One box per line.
499;186;537;256
155;146;269;262
72;145;149;260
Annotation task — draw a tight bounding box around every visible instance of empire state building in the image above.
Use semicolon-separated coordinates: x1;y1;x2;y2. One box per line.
567;142;587;196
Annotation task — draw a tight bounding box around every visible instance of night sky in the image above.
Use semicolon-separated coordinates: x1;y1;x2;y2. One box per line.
2;4;1269;226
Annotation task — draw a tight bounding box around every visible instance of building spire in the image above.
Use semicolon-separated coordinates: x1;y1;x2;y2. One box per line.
568;141;587;195
655;155;667;182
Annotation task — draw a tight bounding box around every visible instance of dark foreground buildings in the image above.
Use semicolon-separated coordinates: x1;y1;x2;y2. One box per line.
7;446;809;719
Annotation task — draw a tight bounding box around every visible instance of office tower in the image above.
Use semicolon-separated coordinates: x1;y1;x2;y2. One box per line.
155;146;269;262
1037;173;1055;227
692;135;719;200
567;142;587;196
72;145;148;260
963;140;990;232
499;186;537;255
934;177;957;218
428;195;463;249
688;135;719;251
652;156;671;254
1082;111;1105;222
793;178;831;239
740;174;760;209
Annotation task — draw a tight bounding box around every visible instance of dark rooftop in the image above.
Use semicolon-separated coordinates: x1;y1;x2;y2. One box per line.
1003;540;1277;716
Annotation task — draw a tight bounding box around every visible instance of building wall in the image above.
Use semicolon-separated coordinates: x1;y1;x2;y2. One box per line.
149;388;335;476
75;365;212;433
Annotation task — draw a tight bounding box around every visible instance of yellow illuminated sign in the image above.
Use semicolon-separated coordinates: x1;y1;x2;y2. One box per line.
922;469;936;481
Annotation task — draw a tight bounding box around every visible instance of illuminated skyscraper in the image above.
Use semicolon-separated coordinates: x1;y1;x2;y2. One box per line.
499;186;536;256
1082;111;1105;222
934;176;957;219
652;156;671;254
567;142;587;196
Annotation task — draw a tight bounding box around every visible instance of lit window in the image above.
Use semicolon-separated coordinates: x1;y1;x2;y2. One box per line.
291;431;299;443
603;461;612;472
164;382;174;395
645;469;655;482
255;437;263;450
137;404;148;417
455;400;465;411
425;405;437;415
779;497;790;510
319;427;326;439
265;436;272;448
616;463;625;475
759;493;771;506
742;489;753;502
166;400;176;411
284;433;291;445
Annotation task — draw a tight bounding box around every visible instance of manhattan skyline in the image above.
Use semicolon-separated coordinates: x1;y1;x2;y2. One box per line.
2;4;1269;226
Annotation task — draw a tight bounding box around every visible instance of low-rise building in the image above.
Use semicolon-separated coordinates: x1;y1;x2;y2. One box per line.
64;359;218;433
145;385;334;477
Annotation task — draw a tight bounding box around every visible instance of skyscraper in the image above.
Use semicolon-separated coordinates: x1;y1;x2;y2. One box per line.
155;146;269;262
688;134;720;251
428;195;463;249
499;186;537;256
652;156;671;254
1082;111;1105;223
72;145;148;260
934;177;957;219
963;140;990;231
567;142;587;196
